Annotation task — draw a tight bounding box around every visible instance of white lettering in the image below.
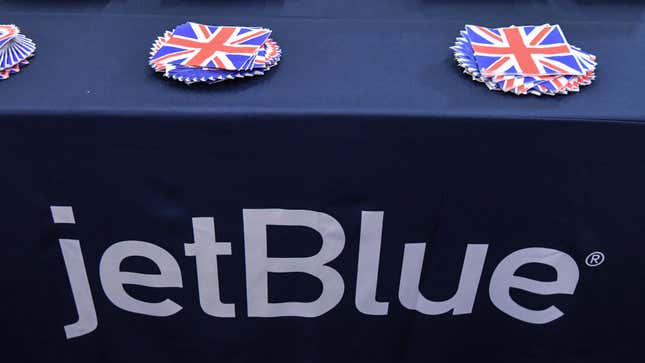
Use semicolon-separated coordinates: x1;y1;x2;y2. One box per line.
99;241;183;316
185;217;235;317
52;206;98;340
355;211;389;315
399;243;488;315
489;247;579;324
243;209;345;317
60;239;98;339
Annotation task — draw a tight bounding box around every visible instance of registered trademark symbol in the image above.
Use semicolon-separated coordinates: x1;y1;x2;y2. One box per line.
585;251;605;267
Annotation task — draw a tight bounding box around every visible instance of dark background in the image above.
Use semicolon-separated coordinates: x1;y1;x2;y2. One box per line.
1;1;644;362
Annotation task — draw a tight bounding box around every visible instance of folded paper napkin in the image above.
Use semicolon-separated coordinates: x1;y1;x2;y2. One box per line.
0;24;36;81
149;22;281;85
452;24;596;96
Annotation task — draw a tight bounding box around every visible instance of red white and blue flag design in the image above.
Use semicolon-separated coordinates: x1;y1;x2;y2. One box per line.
150;22;272;71
0;24;35;81
149;22;280;85
465;24;584;77
0;24;19;49
452;24;596;96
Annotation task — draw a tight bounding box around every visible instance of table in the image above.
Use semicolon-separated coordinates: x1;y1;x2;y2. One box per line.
1;1;644;362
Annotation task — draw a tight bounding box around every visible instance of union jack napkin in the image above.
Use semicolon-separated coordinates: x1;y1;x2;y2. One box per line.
0;24;36;81
451;24;596;96
149;22;281;85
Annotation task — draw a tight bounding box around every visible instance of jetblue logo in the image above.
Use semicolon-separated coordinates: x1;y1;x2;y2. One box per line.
52;206;581;340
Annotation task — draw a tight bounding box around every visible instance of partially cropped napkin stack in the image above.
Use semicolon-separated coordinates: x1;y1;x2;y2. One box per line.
0;24;36;81
452;24;596;96
149;22;281;85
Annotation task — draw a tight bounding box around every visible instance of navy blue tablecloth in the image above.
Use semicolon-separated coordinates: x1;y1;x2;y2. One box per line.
1;1;644;363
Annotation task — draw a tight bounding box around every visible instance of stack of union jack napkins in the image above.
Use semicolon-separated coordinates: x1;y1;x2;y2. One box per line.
149;22;281;85
452;24;596;96
0;25;36;81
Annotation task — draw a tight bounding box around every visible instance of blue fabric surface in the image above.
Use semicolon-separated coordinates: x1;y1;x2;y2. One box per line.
0;0;644;121
0;2;644;363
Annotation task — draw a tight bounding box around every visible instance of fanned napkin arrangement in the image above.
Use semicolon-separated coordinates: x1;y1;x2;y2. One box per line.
452;24;596;96
0;25;36;81
149;22;281;85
